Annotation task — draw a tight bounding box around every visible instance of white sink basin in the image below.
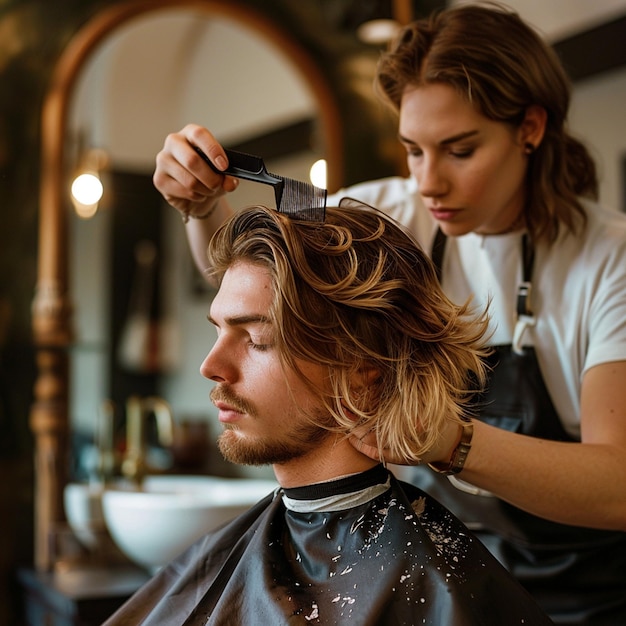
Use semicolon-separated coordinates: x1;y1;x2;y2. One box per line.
64;481;109;551
101;475;278;571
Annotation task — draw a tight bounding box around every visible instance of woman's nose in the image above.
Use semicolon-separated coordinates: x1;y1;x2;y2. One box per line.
414;156;447;198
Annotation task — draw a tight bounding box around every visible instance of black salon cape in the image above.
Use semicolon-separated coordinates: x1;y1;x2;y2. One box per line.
104;467;551;625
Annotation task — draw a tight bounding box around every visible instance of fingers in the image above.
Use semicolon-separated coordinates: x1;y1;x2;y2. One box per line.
178;124;238;191
348;431;422;467
153;124;239;214
183;125;229;175
348;434;382;462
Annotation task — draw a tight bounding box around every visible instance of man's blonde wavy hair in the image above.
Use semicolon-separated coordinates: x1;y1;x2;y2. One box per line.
208;204;489;464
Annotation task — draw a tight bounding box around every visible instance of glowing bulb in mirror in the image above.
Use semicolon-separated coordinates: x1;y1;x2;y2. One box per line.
71;172;103;219
71;173;103;205
309;159;327;189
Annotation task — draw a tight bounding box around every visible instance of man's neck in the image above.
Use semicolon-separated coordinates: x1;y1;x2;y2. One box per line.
272;435;377;488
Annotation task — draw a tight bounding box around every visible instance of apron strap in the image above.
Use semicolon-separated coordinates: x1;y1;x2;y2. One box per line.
516;233;534;316
430;226;447;284
513;234;536;354
430;229;537;354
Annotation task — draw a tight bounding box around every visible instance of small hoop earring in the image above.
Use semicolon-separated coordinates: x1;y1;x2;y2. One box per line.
524;142;535;155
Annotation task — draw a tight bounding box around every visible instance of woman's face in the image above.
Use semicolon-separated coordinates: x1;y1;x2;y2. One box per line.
399;83;529;236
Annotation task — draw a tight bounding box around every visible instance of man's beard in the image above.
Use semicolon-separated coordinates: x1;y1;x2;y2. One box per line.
217;422;332;466
211;385;335;466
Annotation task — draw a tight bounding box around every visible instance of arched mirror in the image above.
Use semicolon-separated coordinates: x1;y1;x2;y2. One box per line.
32;0;343;571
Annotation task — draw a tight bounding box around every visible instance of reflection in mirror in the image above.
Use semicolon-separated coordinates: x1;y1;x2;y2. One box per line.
33;0;342;571
69;9;330;482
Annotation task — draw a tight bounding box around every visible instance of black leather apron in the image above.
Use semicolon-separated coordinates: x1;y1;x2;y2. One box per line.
408;229;626;625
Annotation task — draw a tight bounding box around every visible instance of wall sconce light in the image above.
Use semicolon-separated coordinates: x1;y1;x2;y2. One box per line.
70;148;108;219
357;18;400;44
343;0;414;45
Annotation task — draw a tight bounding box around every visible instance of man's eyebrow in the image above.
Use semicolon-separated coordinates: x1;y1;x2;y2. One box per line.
398;129;479;147
207;314;272;326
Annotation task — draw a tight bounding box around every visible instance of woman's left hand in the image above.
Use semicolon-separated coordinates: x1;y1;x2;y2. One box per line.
348;419;461;466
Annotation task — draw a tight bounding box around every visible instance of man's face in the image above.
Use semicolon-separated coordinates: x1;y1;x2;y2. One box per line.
201;260;333;467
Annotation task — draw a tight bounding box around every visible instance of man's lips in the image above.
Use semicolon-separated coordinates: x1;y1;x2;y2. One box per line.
213;401;244;423
211;387;255;422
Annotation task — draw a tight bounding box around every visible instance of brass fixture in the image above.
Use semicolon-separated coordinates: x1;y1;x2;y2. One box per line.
121;396;174;486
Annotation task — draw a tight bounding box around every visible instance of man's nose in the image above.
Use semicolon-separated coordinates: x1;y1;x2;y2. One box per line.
200;339;234;383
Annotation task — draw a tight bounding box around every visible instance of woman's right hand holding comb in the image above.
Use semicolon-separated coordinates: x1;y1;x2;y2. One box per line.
154;124;236;275
154;124;238;220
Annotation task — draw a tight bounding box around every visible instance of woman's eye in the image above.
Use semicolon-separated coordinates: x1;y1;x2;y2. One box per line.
450;147;475;158
405;146;474;159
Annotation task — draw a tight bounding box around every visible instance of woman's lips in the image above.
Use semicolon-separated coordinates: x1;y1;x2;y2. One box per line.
429;207;460;221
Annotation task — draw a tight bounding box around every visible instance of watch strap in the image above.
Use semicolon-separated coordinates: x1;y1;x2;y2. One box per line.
427;419;473;475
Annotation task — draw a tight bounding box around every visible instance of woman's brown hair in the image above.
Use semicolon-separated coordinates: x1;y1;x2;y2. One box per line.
376;3;598;243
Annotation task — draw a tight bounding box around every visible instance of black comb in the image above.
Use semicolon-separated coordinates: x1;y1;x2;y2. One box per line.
195;147;326;222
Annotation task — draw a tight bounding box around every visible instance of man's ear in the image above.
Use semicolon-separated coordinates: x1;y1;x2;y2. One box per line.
342;366;380;422
519;105;547;150
352;366;380;389
345;366;380;406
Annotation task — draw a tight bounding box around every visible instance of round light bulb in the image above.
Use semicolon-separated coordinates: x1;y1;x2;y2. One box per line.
357;19;401;45
71;173;104;205
309;159;327;189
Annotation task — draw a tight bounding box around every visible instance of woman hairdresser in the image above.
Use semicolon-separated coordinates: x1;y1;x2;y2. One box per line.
152;4;626;623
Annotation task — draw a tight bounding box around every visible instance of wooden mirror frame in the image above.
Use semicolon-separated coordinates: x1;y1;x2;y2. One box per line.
31;0;343;571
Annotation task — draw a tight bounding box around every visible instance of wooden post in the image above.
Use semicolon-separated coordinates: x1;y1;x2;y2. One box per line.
392;0;413;26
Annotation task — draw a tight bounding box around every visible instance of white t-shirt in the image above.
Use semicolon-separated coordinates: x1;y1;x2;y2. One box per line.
329;177;626;438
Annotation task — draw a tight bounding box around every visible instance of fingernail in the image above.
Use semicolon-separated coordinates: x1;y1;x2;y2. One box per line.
215;155;227;171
